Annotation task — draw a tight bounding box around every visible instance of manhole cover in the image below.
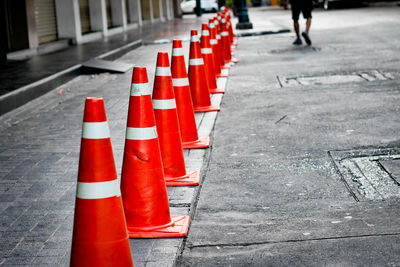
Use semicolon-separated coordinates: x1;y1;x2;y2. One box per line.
277;70;395;88
329;148;400;201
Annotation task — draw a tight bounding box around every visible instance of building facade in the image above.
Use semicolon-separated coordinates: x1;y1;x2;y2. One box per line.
0;0;182;62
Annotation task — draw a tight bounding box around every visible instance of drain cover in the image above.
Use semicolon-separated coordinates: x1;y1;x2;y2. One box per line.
329;148;400;201
278;70;395;88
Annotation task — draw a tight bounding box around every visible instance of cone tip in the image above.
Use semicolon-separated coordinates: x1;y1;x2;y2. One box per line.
83;97;107;122
132;66;149;84
173;39;183;48
190;30;198;36
157;52;170;67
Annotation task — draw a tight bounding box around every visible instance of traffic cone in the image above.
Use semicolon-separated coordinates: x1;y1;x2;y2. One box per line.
70;97;134;267
215;16;230;70
208;19;226;78
221;16;239;64
120;66;190;238
152;52;200;186
188;30;220;113
201;24;224;94
171;40;210;149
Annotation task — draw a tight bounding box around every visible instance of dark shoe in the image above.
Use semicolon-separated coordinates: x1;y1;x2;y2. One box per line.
292;38;302;45
302;32;312;45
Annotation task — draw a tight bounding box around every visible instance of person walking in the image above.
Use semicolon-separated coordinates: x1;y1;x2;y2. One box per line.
291;0;312;45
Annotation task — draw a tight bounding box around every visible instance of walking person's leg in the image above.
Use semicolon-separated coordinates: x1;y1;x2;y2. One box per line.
291;1;302;45
301;2;313;45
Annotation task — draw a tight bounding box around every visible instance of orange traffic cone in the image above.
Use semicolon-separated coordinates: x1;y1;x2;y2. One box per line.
171;40;210;149
201;24;224;94
152;52;200;186
188;30;220;113
120;66;190;238
208;19;226;78
221;16;239;64
70;97;134;267
215;16;230;70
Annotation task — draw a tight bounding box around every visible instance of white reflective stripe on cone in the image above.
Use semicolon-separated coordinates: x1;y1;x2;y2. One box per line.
209;24;215;29
191;35;200;42
201;48;212;54
216;35;221;40
189;58;204;65
82;122;110;139
131;83;152;96
221;32;229;36
126;126;158;140
156;67;171;77
202;30;210;36
172;48;184;56
172;78;190;87
222;19;226;23
152;99;176;110
76;179;121;199
210;39;218;45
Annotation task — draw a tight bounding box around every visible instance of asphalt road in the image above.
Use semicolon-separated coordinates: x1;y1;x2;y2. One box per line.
178;4;400;266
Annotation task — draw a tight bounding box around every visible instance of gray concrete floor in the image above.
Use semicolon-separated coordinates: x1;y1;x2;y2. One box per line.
178;3;400;266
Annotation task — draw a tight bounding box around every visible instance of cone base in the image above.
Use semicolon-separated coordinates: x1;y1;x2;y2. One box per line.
194;105;220;113
228;58;239;63
128;215;190;238
216;73;228;78
166;170;200;186
209;88;225;94
182;136;210;149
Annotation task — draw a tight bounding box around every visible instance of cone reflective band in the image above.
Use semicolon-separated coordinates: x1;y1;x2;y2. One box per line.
188;29;220;113
209;18;225;78
120;66;190;238
171;39;210;149
152;52;201;186
201;23;224;94
70;97;134;267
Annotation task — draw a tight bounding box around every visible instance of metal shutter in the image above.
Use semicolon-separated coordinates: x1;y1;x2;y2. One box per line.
34;0;58;44
106;0;112;28
152;0;160;18
79;0;91;34
141;0;151;20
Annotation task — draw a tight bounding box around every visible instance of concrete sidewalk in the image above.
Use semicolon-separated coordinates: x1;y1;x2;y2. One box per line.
179;4;400;266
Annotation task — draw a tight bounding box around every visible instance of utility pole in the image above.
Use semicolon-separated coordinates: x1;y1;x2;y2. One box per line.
234;0;253;29
195;0;202;16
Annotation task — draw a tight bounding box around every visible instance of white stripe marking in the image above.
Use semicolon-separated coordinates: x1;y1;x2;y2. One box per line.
210;39;217;45
172;48;184;56
156;67;171;77
82;122;110;139
76;179;120;199
126;126;157;140
201;30;210;36
221;31;229;36
172;78;189;87
152;99;176;109
216;35;221;40
189;58;204;65
209;24;215;29
201;48;213;54
131;83;152;96
222;19;226;23
191;35;200;42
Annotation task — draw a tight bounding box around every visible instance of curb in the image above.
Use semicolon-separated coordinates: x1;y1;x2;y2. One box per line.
0;39;143;116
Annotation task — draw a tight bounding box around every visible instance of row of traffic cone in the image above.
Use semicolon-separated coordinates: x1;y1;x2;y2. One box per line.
70;7;238;266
